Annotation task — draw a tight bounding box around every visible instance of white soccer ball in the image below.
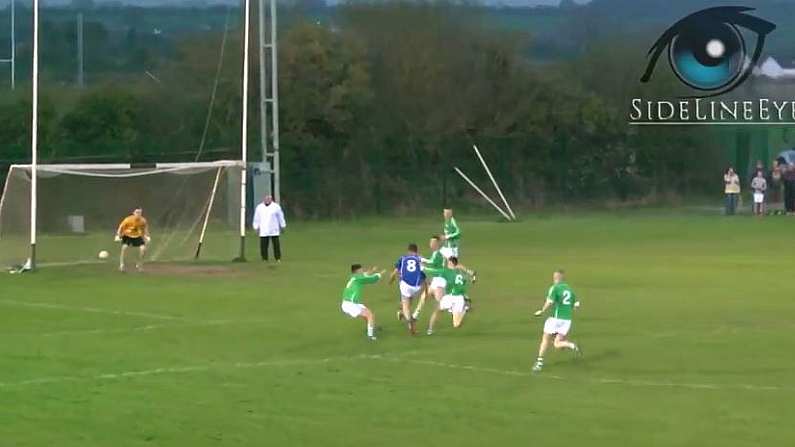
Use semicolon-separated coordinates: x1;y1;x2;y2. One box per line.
98;250;110;260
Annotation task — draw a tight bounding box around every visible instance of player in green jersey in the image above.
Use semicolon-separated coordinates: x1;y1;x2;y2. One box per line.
341;264;385;341
412;235;446;321
532;270;581;372
440;209;461;259
423;257;475;335
417;235;477;322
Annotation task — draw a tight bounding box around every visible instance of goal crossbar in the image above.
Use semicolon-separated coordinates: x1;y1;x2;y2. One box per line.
9;160;244;171
7;161;246;179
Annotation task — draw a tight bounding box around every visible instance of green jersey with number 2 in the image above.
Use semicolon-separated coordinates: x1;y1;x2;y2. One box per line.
547;282;576;320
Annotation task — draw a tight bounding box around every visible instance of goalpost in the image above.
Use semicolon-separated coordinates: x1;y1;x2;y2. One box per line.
3;0;262;270
0;161;244;269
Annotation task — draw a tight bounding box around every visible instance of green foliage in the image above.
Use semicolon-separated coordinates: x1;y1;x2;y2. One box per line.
0;2;730;216
59;88;143;158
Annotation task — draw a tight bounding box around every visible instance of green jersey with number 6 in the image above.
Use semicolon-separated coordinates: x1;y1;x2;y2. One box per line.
424;267;470;296
547;282;576;320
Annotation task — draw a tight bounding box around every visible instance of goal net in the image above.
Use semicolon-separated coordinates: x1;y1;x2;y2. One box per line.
0;161;244;269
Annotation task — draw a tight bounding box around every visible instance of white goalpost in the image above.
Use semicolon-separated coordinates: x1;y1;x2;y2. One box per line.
0;161;245;269
30;0;39;268
5;0;259;270
236;0;252;262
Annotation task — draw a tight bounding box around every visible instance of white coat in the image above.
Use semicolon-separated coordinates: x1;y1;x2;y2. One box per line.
252;202;286;237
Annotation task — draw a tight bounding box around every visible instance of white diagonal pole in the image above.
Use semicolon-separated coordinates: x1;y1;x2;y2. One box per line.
473;145;516;220
195;167;223;259
453;167;512;221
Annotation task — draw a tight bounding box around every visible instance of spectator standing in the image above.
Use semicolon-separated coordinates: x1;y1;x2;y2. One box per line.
770;159;783;213
751;170;767;216
252;195;287;262
724;167;741;215
784;164;795;215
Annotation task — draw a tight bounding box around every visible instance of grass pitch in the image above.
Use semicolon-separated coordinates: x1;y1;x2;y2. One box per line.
0;213;793;446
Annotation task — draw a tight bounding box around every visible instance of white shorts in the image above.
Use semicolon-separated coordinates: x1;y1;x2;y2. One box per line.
543;317;572;336
430;276;447;290
439;295;466;314
341;301;367;318
754;193;765;204
399;281;423;300
440;246;459;259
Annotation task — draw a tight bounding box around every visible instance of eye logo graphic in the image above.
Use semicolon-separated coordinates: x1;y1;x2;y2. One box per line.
640;7;776;98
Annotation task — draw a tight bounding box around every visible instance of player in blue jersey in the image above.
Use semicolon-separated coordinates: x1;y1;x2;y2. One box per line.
389;243;426;335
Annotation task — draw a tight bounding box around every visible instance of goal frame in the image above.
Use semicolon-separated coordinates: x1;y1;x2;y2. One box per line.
1;160;246;267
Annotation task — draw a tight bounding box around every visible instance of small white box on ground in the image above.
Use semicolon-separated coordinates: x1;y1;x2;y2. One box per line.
66;215;85;234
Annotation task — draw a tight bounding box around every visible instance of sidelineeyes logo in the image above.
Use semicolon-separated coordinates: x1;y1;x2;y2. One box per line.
628;6;791;125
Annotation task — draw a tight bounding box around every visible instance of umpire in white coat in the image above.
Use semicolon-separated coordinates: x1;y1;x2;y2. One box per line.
252;195;286;262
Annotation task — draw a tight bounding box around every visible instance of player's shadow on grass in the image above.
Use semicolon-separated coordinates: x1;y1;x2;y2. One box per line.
556;349;621;368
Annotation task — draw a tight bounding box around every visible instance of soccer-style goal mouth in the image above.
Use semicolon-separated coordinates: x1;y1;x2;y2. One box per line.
0;161;247;270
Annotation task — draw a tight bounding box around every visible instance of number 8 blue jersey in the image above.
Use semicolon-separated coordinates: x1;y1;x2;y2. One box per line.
395;255;425;287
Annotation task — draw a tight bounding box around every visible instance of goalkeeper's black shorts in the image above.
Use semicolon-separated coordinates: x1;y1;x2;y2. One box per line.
121;236;145;247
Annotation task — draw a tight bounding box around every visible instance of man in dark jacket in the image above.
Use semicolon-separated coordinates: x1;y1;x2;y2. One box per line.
783;163;795;215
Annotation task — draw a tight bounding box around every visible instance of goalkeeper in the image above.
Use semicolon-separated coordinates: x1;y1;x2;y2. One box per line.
115;208;150;272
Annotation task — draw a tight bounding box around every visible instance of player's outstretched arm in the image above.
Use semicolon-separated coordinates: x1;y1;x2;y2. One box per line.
457;264;477;281
534;299;553;317
389;269;398;284
115;220;124;241
359;268;384;285
367;267;386;277
422;266;443;277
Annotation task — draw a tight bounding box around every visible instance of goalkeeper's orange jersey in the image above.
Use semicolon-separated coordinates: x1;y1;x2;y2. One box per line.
119;215;148;238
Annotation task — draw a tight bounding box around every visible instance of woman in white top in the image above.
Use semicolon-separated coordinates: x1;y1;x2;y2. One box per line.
724;167;740;215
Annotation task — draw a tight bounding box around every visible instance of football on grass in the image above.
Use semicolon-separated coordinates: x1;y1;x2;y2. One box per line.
98;250;110;260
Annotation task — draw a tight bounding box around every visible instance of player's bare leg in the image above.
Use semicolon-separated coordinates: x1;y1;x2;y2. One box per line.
412;286;428;320
452;310;466;328
554;334;580;355
119;244;128;272
359;308;377;340
534;333;580;372
136;245;146;271
533;333;554;372
401;298;416;334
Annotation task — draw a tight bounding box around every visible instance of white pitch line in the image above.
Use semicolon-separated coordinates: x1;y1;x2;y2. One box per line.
29;318;271;338
378;357;793;393
1;353;789;393
0;353;397;389
0;299;189;322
